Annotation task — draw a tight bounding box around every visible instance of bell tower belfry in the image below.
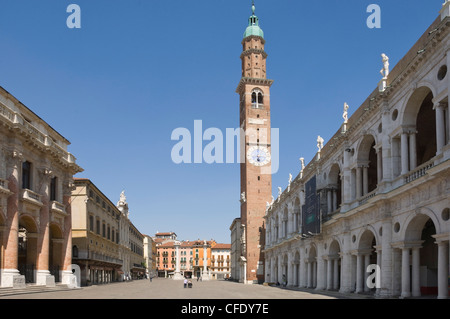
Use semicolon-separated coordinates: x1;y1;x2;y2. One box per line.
236;1;273;284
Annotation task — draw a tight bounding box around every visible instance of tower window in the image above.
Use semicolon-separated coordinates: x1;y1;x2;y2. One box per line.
251;89;264;109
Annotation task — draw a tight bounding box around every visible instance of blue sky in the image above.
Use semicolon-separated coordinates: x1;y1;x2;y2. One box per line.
0;0;443;243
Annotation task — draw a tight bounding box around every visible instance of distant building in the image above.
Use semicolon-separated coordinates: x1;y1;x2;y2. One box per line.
143;234;157;278
153;233;229;280
71;178;122;286
117;191;145;280
71;180;145;285
211;243;231;280
229;218;242;282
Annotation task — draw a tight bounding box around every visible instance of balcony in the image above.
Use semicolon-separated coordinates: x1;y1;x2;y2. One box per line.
51;201;68;217
404;159;435;184
20;189;43;208
0;178;11;196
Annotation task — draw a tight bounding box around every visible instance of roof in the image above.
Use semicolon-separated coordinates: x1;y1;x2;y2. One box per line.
243;3;264;39
212;243;231;250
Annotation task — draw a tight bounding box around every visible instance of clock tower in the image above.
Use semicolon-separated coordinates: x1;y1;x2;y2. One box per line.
236;1;273;284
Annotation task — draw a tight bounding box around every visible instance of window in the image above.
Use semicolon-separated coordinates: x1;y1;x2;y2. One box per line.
96;220;100;235
22;161;32;189
72;246;79;258
50;177;57;201
89;215;94;232
251;89;263;108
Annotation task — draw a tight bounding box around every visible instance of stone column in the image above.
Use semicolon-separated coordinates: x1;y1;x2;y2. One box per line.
400;247;411;298
437;240;449;299
362;166;369;196
435;102;446;154
202;241;209;281
332;189;337;212
342;148;352;207
339;239;353;294
376;148;383;184
1;150;25;288
364;253;371;292
411;246;421;297
299;253;306;288
173;241;183;280
327;189;332;214
61;180;78;288
409;131;417;170
401;132;409;175
393;248;402;296
313;260;317;288
307;260;312;288
333;257;339;290
36;168;55;287
355;253;363;293
380;217;392;298
356;167;362;198
375;247;382;296
326;258;332;290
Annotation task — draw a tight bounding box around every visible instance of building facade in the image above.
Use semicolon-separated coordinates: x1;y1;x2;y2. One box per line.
264;3;450;299
116;192;145;280
0;86;83;288
71;178;123;286
143;234;157;278
211;243;231;280
229;218;242;282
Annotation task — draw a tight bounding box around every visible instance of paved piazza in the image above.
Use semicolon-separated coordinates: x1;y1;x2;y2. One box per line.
0;278;365;300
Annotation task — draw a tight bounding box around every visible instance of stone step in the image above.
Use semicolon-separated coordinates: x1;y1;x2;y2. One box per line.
0;284;78;297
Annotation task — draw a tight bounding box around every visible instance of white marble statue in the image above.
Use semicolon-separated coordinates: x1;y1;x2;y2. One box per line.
343;103;349;124
300;157;305;170
317;136;324;152
278;186;282;197
380;53;389;78
240;192;246;203
119;190;126;202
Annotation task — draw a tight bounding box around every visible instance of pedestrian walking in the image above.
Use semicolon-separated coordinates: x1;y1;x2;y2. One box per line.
184;278;187;288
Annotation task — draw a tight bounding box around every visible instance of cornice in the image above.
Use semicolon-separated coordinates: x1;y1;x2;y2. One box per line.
240;49;268;60
236;77;274;94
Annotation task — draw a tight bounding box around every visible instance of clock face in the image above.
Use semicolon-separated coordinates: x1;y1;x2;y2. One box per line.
247;146;271;166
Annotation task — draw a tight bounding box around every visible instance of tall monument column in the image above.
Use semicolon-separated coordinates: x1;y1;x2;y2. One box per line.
173;241;184;280
237;1;273;284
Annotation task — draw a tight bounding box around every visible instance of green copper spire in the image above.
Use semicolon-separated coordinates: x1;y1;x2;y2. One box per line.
243;1;264;39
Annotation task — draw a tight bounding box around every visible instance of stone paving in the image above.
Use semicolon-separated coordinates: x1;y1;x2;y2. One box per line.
0;278;371;299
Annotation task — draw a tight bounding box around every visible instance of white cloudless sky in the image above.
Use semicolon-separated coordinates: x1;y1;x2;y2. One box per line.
0;0;444;243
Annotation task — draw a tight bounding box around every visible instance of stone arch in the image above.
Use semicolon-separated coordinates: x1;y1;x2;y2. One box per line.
329;238;341;255
327;164;342;213
306;243;318;288
400;208;443;297
327;238;342;290
356;134;379;194
18;214;38;283
401;85;436;127
401;86;437;168
402;208;441;242
357;226;378;250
